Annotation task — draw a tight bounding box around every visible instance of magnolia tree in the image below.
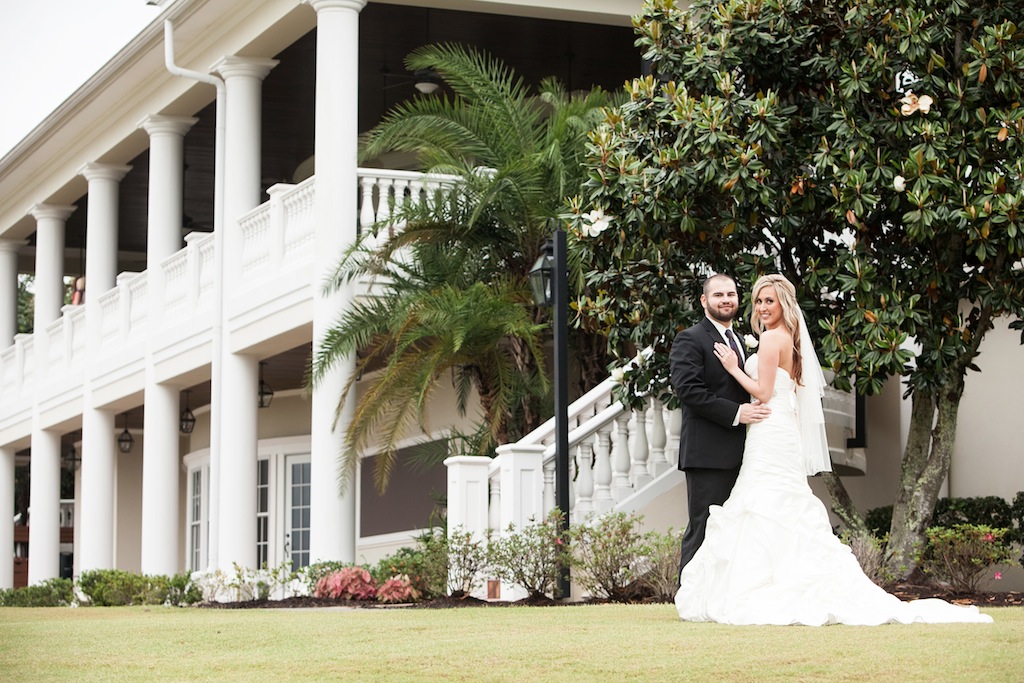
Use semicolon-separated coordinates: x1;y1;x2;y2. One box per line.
570;0;1024;578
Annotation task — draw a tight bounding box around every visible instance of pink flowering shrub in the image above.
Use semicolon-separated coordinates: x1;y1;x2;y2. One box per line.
376;575;420;604
920;524;1013;593
314;566;377;600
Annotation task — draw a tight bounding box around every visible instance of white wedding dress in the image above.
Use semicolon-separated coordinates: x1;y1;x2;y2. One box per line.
675;359;992;626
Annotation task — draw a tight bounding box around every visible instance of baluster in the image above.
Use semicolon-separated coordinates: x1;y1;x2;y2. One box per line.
377;178;395;229
358;176;376;235
569;452;577;518
611;414;632;502
592;428;613;514
574;442;594;520
392;179;410;232
543;459;556;518
649;398;669;476
488;473;501;533
631;406;652;488
667;407;682;467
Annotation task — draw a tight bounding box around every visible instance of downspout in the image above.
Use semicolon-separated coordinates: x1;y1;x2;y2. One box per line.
163;20;226;569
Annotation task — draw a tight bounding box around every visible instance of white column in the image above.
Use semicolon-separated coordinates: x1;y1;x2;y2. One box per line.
27;429;61;584
141;382;180;575
0;445;14;589
0;240;24;347
28;204;75;330
210;55;276;571
306;0;366;565
78;407;115;571
137;115;195;576
140;115;197;265
79;163;131;297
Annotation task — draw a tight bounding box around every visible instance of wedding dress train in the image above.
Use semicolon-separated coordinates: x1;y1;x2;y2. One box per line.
675;362;992;626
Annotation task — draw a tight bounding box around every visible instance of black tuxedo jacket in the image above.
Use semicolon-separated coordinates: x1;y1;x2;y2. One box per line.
669;317;750;471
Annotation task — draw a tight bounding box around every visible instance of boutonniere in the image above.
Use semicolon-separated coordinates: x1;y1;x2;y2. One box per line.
743;334;759;351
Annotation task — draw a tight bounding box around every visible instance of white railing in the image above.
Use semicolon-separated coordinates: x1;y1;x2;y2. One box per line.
356;168;461;247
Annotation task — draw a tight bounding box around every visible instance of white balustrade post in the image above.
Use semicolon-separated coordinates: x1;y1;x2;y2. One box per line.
611;414;633;502
631;407;652;488
592;427;613;514
495;443;545;601
649;398;669;476
574;442;595;520
358;174;376;236
667;408;682;468
496;444;546;530
542;459;556;517
266;184;291;269
444;455;491;541
488;469;501;533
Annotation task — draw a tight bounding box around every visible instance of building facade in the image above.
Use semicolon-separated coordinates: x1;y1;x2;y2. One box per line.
2;0;1021;592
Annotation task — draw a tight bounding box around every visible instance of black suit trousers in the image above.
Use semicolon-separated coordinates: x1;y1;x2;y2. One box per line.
679;466;741;576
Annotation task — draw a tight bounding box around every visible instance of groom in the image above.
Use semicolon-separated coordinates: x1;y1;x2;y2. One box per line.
670;273;770;574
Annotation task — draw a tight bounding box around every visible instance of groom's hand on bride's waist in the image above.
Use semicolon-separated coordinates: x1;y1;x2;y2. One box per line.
738;403;771;424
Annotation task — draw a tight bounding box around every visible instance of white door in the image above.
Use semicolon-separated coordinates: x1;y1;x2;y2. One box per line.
285;454;312;572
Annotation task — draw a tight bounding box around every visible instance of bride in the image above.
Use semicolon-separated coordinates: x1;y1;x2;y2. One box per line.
674;274;992;625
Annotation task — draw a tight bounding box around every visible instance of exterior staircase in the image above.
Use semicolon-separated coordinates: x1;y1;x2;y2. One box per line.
446;353;862;599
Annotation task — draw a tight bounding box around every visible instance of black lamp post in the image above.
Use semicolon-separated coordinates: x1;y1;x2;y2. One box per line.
529;221;570;600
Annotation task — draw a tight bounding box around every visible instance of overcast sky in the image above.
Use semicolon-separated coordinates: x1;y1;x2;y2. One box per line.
0;0;161;157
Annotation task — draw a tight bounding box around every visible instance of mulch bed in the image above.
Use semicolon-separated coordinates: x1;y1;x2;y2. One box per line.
201;587;1024;609
888;582;1024;608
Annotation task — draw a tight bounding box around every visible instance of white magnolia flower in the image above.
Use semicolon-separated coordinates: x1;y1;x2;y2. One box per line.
899;91;934;116
609;367;627;384
743;334;759;350
893;175;907;192
583;208;612;236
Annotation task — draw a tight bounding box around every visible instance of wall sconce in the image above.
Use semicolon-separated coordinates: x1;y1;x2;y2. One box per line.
258;362;274;409
180;390;196;434
118;414;135;454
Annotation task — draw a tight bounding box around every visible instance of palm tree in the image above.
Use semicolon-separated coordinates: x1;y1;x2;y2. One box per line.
311;43;619;491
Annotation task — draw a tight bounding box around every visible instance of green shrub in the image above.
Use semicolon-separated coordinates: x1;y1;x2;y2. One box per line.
932;496;1013;530
0;578;73;607
1011;492;1024;547
864;505;892;538
919;524;1014;593
166;572;203;606
567;511;649;602
371;546;435;599
635;527;683;602
488;510;566;599
77;569;174;606
299;561;353;595
444;527;489;597
866;494;1021;541
840;530;896;587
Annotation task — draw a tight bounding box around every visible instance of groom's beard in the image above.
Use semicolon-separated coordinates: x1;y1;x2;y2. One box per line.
707;307;738;325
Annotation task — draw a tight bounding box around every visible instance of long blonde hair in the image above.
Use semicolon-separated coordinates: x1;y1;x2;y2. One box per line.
750;274;803;384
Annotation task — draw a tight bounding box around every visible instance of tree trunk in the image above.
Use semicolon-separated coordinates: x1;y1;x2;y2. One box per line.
820;472;869;535
883;383;964;579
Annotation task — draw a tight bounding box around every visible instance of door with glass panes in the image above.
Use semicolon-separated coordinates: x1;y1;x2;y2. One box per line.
285;454;311;571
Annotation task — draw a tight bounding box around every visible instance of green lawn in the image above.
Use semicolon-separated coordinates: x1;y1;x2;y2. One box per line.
1;604;1021;682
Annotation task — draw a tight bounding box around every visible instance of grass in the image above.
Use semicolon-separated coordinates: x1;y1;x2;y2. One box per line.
1;604;1022;682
